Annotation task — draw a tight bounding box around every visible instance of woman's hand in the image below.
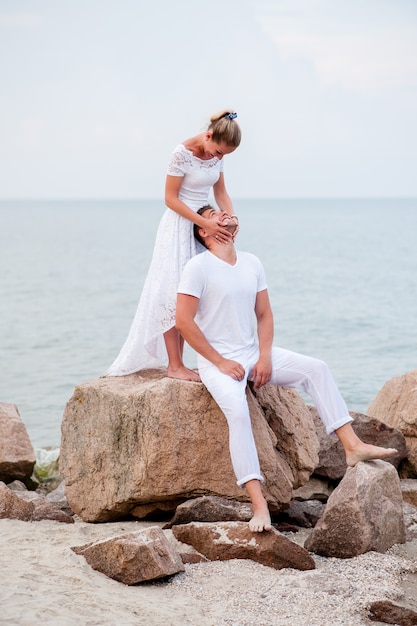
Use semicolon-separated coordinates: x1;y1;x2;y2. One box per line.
230;215;240;240
203;217;233;244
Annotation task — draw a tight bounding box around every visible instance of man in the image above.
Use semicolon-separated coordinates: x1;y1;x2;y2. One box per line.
176;205;397;532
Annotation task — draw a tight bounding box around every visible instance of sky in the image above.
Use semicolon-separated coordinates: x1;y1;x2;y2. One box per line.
0;0;416;199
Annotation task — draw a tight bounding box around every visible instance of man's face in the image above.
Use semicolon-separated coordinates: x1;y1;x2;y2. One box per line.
203;207;237;234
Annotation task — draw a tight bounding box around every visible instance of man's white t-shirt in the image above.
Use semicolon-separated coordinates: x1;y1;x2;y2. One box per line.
177;250;268;368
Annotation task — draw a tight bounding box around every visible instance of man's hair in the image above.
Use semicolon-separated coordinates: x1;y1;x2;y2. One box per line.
193;205;213;249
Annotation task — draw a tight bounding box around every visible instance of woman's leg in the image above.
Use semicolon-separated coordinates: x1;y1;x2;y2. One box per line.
164;327;200;381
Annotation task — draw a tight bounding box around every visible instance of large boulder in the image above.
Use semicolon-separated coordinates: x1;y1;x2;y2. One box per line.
305;460;405;558
0;403;36;483
367;369;417;477
59;369;320;522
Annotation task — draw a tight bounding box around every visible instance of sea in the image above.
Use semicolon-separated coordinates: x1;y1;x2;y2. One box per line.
1;197;416;451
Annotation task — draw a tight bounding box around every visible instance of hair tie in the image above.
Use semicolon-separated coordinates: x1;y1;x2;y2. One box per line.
224;112;237;120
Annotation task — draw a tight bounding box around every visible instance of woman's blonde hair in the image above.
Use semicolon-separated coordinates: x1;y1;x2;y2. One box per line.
207;110;241;148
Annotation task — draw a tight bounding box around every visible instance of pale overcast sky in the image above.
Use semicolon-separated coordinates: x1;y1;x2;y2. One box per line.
0;0;416;199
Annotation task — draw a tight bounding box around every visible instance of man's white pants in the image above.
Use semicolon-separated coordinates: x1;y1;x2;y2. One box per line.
199;346;353;487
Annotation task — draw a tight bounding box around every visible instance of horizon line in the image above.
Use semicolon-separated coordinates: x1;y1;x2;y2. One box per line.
0;195;416;202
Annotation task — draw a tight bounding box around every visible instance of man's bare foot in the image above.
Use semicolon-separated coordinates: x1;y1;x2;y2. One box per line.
346;443;398;467
167;365;201;382
249;509;272;533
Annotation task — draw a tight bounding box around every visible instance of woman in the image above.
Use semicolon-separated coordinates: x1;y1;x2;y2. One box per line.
105;109;241;380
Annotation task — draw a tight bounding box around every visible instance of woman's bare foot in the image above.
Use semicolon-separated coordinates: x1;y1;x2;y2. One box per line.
249;509;272;533
346;443;398;467
167;364;201;382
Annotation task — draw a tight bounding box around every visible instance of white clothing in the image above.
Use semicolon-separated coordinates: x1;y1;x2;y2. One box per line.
178;250;353;486
105;144;224;376
177;250;267;368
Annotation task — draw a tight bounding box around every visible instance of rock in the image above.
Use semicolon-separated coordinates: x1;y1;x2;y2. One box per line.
368;599;417;625
129;499;185;520
250;384;319;488
45;481;73;516
180;552;208;564
367;370;417;477
276;499;326;528
0;481;34;520
0;481;73;523
401;479;417;507
305;460;405;557
0;403;36;483
72;527;184;584
172;521;316;571
7;480;28;491
164;496;253;529
309;407;406;480
292;476;333;501
403;501;417;541
60;371;320;522
16;490;74;523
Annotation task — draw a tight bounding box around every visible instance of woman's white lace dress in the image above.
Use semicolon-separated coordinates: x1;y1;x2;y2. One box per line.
105;144;224;376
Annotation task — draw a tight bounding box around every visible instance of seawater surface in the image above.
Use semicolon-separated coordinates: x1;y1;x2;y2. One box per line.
1;197;416;448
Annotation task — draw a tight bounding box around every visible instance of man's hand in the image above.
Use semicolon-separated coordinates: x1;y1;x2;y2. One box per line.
218;358;245;381
250;356;272;389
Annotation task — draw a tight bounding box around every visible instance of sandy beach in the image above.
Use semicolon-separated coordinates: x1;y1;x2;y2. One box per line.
1;517;416;626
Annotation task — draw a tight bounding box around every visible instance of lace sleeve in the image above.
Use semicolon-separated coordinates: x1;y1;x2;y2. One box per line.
166;145;191;177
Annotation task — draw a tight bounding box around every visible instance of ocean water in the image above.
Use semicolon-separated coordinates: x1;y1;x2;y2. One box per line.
1;198;416;449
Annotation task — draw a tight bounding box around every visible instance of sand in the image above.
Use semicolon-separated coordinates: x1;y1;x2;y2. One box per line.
1;517;417;626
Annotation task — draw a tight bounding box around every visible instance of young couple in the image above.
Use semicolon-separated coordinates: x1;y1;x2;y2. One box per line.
106;111;396;532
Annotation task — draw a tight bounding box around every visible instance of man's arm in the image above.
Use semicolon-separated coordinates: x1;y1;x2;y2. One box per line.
250;289;274;389
176;293;245;381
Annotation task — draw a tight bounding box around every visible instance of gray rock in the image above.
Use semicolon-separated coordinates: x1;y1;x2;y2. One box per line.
368;599;417;625
0;403;36;483
45;481;73;516
305;460;405;557
0;481;34;520
403;501;417;541
16;490;74;523
164;496;253;528
72;526;184;584
367;369;417;477
292;476;333;501
401;479;417;507
277;499;326;528
0;481;73;523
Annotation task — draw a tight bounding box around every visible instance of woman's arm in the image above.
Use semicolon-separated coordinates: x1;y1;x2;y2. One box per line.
213;173;234;215
165;175;232;242
213;173;239;236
